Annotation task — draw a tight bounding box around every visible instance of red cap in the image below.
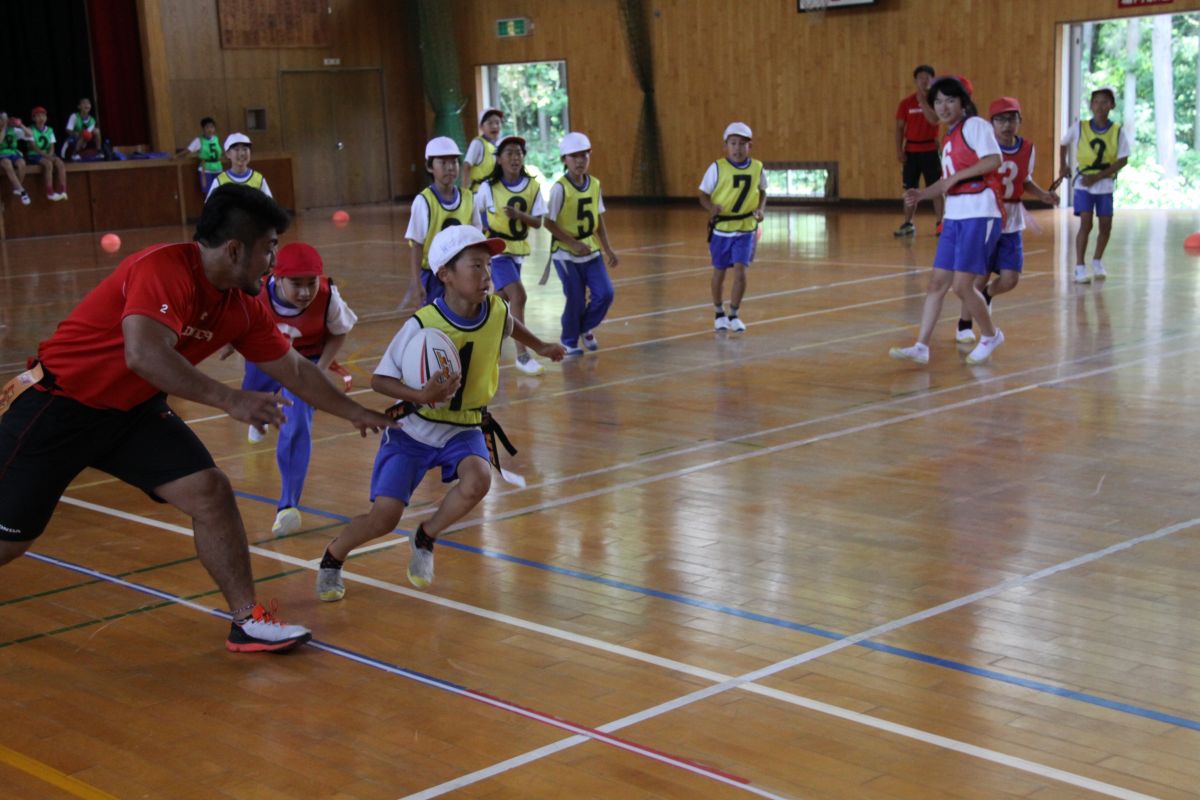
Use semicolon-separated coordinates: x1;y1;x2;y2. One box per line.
31;106;47;116
274;242;324;278
988;96;1022;118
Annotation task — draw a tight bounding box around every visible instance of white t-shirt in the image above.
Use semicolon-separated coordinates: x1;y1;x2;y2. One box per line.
698;160;768;238
1060;120;1133;195
943;116;1002;221
205;171;273;199
547;177;607;263
267;278;358;337
404;187;483;244
1001;142;1036;235
475;177;548;263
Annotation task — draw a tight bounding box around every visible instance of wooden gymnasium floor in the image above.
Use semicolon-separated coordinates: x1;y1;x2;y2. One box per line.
1;202;1198;800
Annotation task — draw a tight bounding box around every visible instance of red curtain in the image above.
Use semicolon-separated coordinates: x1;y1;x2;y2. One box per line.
87;0;150;146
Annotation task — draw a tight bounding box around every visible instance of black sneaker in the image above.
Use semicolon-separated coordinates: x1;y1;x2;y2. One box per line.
893;222;915;237
225;601;311;653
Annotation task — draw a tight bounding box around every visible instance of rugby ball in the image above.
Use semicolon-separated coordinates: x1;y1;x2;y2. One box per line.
400;327;461;406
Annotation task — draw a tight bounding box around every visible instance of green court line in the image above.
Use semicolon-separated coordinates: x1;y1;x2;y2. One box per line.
0;568;304;649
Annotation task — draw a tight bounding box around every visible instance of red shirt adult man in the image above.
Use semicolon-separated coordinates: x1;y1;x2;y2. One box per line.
0;184;395;654
894;64;944;236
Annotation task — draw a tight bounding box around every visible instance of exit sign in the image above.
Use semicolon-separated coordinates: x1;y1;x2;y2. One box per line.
496;17;531;37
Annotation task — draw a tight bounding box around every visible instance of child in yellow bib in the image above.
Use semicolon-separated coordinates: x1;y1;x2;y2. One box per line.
476;135;548;375
698;122;766;333
543;132;619;355
313;227;565;598
463;107;503;193
1058;87;1131;284
403;137;483;308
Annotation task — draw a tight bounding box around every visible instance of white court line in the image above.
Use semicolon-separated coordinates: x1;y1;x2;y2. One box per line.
53;481;1186;800
0;264;110;282
407;513;1194;800
358;339;1200;554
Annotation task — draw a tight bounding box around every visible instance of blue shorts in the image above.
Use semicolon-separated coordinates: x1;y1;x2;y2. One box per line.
420;269;445;305
369;427;489;505
1073;189;1114;217
989;231;1024;273
25;153;49;165
0;154;23;163
933;217;1001;276
490;255;522;292
709;231;756;269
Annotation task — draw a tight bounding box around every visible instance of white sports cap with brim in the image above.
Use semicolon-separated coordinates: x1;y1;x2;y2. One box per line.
478;107;504;125
428;226;506;271
559;131;592;156
723;122;752;141
424;136;462;159
224;132;252;151
1091;85;1118;103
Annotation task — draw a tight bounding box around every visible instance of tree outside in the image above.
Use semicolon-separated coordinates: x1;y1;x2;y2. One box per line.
490;61;569;186
1077;13;1200;208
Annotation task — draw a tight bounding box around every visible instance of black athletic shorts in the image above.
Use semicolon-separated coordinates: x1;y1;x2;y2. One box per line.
902;150;941;190
0;388;215;541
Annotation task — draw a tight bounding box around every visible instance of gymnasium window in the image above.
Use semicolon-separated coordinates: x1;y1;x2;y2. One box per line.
764;163;837;200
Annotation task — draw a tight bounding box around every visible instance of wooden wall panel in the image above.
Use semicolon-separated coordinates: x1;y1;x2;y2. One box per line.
448;0;1200;199
149;0;1200;202
154;0;424;199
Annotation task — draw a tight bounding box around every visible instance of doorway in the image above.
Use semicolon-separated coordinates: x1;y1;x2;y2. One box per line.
1060;11;1200;208
477;61;569;183
280;69;390;209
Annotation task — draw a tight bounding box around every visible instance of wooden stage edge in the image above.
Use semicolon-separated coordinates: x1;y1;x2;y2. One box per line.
0;155;295;240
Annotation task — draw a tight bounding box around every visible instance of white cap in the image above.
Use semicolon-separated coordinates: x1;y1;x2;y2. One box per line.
559;131;592;156
478;107;504;125
723;122;752;141
428;226;506;271
424;136;462;159
1091;85;1118;103
224;132;252;151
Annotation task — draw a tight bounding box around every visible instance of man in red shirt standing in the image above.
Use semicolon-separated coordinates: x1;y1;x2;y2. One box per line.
894;64;943;237
0;184;395;653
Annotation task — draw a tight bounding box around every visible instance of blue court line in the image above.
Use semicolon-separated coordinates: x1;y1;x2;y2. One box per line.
231;490;1200;732
20;551;764;793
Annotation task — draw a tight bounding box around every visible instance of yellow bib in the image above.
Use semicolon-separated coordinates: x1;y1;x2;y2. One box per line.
1076;121;1121;175
215;170;266;191
420;186;476;269
485;177;541;256
708;159;763;233
551;175;602;254
414;294;509;426
468;136;497;191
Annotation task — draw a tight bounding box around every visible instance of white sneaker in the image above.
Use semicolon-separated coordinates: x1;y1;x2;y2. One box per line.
272;507;302;537
47;192;64;202
955;327;976;344
1073;265;1091;284
407;532;435;588
248;425;266;443
515;353;544;375
582;332;599;351
226;602;311;653
1091;260;1107;280
966;328;1005;365
728;317;747;333
18;191;30;206
889;343;929;365
316;567;345;602
714;316;730;331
